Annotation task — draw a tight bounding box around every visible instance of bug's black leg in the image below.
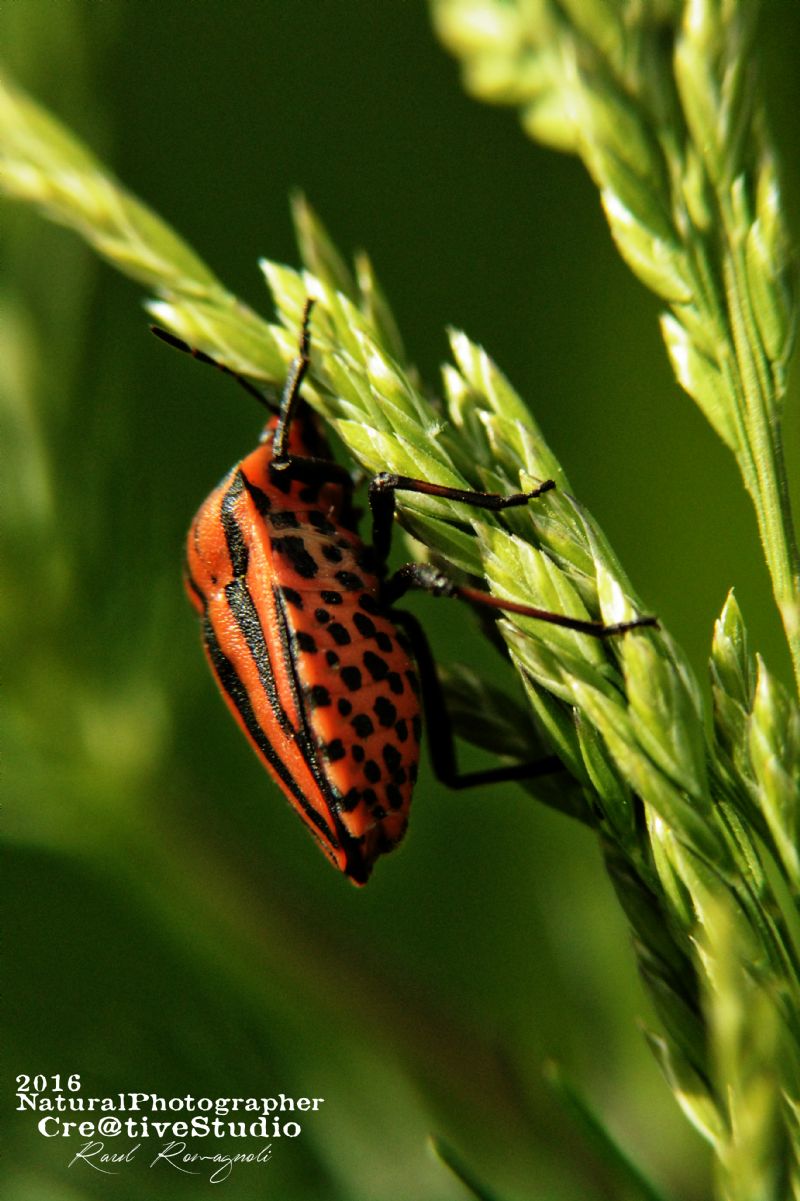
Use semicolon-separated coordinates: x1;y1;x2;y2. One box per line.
368;472;556;563
393;610;563;788
150;326;275;411
269;454;354;489
383;562;659;637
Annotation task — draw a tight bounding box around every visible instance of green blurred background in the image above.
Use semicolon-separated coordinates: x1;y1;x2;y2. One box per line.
3;3;800;1198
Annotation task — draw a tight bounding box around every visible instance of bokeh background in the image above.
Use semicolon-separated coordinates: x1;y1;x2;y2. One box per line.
3;3;800;1198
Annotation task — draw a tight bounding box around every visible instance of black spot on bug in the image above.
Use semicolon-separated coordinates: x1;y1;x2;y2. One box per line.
299;485;319;504
282;586;303;609
386;784;404;810
335;571;363;592
364;760;382;783
364;651;389;681
321;589;342;605
371;803;387;820
338;698;353;716
329;622;351;646
383;744;402;773
394;766;407;785
353;612;376;638
271;535;318;579
269;510;300;529
315;608;330;624
325;739;346;762
409;763;419;783
362;787;378;806
374;697;397;727
336;538;351;550
325;649;339;667
341;666;363;691
322;543;344;564
395;718;408;742
356;545;376;573
386;671;404;695
340;787;361;812
375;632;393;653
308;511;336;534
294;631;317;653
352;713;374;738
406;669;420;696
308;684;331;708
351;745;365;763
412;716;422;742
358;593;380;615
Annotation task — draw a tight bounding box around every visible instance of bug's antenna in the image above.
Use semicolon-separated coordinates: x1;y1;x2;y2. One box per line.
272;298;315;461
150;325;275;412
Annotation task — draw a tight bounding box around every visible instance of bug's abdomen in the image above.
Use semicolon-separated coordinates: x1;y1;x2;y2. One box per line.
273;524;422;858
185;464;420;882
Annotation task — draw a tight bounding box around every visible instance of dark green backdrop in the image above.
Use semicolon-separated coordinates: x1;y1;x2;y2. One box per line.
3;3;800;1198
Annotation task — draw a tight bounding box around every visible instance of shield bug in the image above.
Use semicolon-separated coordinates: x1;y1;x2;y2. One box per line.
155;302;656;883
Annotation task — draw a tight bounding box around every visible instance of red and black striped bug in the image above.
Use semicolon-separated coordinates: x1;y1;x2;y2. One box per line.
155;301;656;884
